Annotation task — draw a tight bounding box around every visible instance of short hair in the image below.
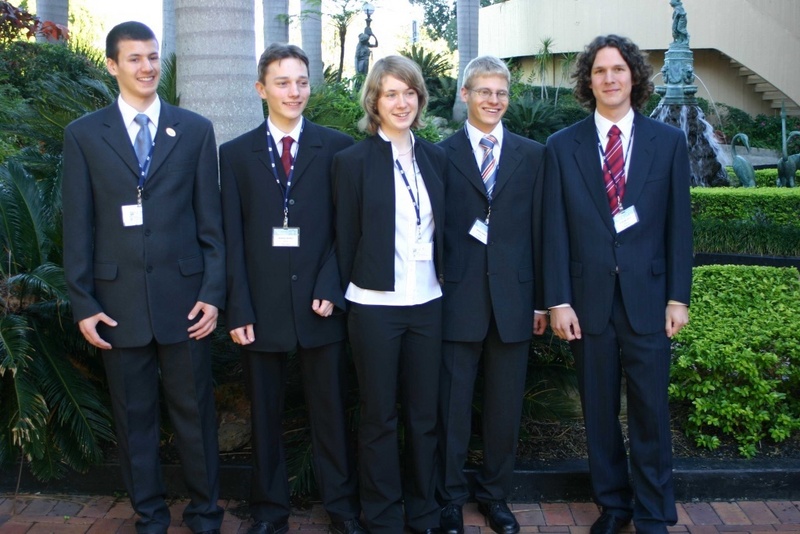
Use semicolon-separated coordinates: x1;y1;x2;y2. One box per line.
462;55;511;89
359;55;428;135
106;21;157;62
257;43;309;83
571;34;654;111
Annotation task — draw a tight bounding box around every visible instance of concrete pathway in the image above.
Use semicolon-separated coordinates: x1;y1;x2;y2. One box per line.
2;495;800;534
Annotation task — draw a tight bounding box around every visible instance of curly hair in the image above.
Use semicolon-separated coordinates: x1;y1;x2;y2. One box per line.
571;34;654;112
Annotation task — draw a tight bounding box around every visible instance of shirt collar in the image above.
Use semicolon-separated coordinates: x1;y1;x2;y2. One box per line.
464;120;503;151
118;95;161;129
594;108;634;141
378;127;416;159
267;116;304;143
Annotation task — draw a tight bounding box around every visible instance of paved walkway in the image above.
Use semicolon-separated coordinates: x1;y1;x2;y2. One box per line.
1;495;800;534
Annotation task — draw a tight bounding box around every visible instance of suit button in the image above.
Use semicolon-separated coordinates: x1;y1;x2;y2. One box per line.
291;275;298;281
143;193;150;200
144;229;152;236
614;241;621;247
288;199;295;205
146;266;153;273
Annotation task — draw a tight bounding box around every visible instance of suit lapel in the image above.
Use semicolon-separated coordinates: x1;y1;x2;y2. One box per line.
492;128;522;199
622;112;656;210
148;103;181;179
249;121;280;180
291;120;321;188
573;116;616;234
447;128;487;196
100;105;140;180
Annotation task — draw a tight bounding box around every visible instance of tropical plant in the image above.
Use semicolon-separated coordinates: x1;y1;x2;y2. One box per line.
554;51;577;107
502;91;565;144
401;45;457;120
535;37;554;100
158;52;180;106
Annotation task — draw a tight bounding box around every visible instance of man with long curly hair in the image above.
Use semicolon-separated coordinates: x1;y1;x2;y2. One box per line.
543;35;693;534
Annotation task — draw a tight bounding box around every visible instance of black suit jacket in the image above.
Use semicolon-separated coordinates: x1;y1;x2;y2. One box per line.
219;120;353;352
439;127;545;343
333;134;446;293
543;113;693;335
62;101;225;348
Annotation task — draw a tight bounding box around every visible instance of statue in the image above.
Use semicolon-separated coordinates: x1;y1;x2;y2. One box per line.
777;102;799;187
355;26;378;75
730;133;756;188
671;0;689;45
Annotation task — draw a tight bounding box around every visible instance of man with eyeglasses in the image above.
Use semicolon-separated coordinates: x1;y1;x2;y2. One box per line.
437;55;547;534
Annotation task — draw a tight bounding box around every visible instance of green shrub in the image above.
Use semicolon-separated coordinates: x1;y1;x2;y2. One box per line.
693;219;800;257
669;265;800;458
691;188;800;227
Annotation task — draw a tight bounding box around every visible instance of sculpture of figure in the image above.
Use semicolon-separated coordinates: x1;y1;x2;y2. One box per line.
777;103;799;187
730;133;756;187
671;0;689;45
355;26;378;75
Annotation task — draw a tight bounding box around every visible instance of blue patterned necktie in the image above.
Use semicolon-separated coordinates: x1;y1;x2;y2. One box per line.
479;135;498;197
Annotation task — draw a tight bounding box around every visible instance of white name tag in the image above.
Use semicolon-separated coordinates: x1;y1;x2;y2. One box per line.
272;227;300;247
469;218;489;245
121;204;143;226
613;205;639;233
412;242;434;261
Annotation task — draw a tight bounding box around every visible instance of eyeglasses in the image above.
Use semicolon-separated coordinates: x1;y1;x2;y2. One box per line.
470;88;511;101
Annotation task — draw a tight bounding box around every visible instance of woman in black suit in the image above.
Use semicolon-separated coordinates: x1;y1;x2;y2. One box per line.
332;55;446;534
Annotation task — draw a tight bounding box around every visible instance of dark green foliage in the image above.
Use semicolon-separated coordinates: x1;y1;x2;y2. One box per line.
717;103;800;153
670;265;800;458
502;91;565;144
158;52;180;106
691;188;800;227
692;219;800;257
304;82;365;140
400;45;456;120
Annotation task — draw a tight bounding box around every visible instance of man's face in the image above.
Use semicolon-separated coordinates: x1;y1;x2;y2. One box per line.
589;46;633;120
106;39;160;109
256;57;310;131
461;74;509;134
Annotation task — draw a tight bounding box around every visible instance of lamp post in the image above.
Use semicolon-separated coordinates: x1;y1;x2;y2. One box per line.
356;2;378;77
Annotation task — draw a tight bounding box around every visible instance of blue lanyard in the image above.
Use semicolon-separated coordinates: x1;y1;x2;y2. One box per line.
265;125;303;227
393;156;422;241
136;140;156;201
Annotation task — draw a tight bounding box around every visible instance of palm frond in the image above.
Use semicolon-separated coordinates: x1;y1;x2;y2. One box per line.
158;52;180;106
7;262;69;303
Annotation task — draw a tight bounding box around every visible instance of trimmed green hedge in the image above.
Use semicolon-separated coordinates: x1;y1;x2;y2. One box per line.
725;167;796;188
690;188;800;256
669;265;800;458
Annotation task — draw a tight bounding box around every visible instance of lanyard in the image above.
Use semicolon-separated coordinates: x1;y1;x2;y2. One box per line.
265;125;303;228
597;124;634;208
394;156;422;242
136;141;156;205
464;124;499;221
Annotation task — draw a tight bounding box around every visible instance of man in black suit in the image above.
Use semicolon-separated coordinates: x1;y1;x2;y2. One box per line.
62;21;224;534
543;35;693;534
437;56;546;534
219;43;362;534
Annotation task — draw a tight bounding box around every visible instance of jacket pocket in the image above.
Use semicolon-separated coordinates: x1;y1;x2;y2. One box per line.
93;262;118;281
651;258;666;275
178;254;204;276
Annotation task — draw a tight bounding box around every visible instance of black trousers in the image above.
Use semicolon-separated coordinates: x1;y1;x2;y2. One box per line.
243;341;360;524
571;283;676;533
439;314;529;505
103;338;223;534
347;299;442;534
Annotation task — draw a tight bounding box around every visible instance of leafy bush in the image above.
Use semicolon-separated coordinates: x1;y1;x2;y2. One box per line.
717;103;800;153
691;188;800;227
725;167;795;188
503;91;565;144
692;219;800;257
669;265;800;458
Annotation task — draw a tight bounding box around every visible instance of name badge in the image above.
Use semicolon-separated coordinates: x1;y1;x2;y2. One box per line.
121;204;143;227
469;217;489;245
613;205;639;233
412;242;433;261
272;227;300;247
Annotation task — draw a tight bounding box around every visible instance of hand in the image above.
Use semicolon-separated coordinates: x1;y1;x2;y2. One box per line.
533;313;548;336
187;301;218;340
665;303;689;338
230;324;255;345
550;306;582;341
78;312;117;350
312;299;334;317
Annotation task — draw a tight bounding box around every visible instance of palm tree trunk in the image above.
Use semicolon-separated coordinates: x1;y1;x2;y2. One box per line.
264;0;289;45
35;0;68;42
301;0;324;86
176;0;262;145
453;0;478;121
162;0;176;59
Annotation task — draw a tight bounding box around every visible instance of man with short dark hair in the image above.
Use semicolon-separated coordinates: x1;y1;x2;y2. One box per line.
219;43;362;534
543;35;693;534
63;21;225;534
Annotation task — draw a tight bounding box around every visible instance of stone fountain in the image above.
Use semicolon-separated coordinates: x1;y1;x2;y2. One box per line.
650;0;729;187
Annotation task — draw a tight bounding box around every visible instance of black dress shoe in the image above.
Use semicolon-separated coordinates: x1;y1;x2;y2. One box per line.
440;503;464;534
413;529;440;534
590;512;631;534
247;519;290;534
329;518;367;534
195;531;220;534
478;500;519;534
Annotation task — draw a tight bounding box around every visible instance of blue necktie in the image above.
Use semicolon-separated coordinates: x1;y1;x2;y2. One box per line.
479;135;498;197
134;113;152;168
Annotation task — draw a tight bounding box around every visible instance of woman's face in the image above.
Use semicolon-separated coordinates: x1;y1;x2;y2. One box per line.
376;75;418;137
